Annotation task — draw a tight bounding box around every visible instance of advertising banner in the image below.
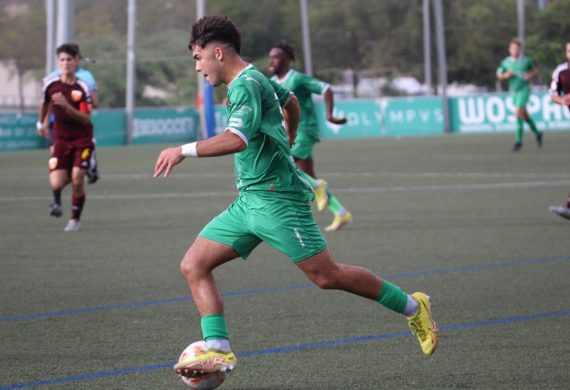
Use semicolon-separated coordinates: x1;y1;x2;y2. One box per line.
449;92;570;133
132;107;199;145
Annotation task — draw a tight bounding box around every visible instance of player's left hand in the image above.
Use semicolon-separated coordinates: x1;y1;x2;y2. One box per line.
154;146;185;178
563;95;570;105
327;116;348;125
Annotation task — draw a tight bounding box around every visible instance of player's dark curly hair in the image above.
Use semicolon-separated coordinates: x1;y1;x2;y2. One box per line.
56;43;80;57
271;41;295;61
189;15;241;54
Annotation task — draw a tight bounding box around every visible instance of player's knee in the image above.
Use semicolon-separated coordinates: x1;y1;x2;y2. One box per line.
180;251;205;280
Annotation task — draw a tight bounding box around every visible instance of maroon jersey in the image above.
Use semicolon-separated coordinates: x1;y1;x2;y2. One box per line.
549;62;570;111
42;75;93;145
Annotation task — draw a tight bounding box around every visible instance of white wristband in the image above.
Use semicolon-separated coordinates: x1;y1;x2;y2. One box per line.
181;142;198;157
36;121;44;131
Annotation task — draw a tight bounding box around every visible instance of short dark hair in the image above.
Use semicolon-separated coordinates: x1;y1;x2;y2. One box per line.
271;41;295;61
189;15;241;54
56;43;79;57
510;38;522;47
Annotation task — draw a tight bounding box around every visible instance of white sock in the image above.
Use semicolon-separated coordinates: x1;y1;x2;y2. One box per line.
403;295;419;317
206;339;231;352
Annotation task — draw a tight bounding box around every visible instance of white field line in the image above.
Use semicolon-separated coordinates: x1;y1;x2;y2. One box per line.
1;179;569;203
3;171;570;180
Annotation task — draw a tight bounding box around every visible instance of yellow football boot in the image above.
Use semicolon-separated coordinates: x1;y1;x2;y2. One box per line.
324;211;353;231
407;292;439;355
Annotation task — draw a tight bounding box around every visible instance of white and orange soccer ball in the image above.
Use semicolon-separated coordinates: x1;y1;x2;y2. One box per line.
178;341;229;389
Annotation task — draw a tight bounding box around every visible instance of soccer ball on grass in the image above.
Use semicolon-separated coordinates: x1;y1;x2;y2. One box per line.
178;340;229;389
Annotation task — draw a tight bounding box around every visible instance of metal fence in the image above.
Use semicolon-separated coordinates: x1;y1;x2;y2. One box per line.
0;0;563;111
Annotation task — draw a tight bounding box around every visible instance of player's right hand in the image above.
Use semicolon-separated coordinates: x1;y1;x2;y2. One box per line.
154;146;185;178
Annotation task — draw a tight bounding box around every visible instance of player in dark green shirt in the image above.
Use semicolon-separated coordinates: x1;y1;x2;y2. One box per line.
154;15;438;379
269;42;353;231
496;38;543;151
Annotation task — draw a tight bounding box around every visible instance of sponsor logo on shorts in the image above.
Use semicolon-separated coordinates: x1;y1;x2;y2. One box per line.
48;157;58;170
81;148;91;160
294;228;305;248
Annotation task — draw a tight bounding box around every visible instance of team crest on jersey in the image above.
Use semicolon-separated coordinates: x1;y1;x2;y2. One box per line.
48;157;58;170
71;90;83;102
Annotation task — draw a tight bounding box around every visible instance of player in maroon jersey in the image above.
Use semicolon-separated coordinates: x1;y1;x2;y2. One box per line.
548;39;570;220
37;44;94;231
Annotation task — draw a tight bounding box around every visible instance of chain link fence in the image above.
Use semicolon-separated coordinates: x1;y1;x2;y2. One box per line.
0;0;564;111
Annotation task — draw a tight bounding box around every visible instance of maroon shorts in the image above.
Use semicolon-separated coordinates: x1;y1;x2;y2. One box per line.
49;142;94;173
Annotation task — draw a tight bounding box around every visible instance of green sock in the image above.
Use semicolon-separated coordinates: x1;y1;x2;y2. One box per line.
326;189;345;216
516;118;524;143
376;280;408;314
525;117;540;135
201;314;229;341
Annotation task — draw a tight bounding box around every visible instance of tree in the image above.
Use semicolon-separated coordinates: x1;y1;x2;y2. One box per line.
0;2;44;112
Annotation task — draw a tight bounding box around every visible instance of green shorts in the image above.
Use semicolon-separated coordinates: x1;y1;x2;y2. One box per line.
513;89;531;108
199;192;327;262
291;136;318;160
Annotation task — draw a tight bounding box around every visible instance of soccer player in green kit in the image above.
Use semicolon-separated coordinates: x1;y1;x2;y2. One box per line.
268;42;353;231
154;16;438;377
153;16;439;379
496;38;543;152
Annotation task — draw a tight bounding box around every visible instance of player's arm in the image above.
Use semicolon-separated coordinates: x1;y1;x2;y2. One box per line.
323;86;347;125
269;78;299;145
523;66;539;81
90;90;99;108
496;62;513;81
282;94;300;146
153;132;245;178
37;100;50;138
548;68;570;105
50;92;91;125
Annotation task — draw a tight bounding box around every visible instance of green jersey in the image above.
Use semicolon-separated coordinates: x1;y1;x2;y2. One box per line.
497;55;535;93
226;65;311;200
271;69;329;141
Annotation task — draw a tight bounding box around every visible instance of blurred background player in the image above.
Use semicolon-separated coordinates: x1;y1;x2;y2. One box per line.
44;43;100;184
268;42;353;231
37;43;94;231
547;39;570;220
496;38;543;152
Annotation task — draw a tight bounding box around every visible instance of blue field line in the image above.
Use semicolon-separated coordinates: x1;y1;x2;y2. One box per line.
1;255;569;324
2;308;569;389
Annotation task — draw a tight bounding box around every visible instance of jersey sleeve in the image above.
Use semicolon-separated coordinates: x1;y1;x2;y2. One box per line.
77;69;97;91
42;76;58;102
269;78;293;107
549;66;563;97
299;73;330;95
496;59;507;76
226;80;262;146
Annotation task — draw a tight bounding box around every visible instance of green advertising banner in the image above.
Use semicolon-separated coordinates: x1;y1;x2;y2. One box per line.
381;97;444;136
91;109;127;147
0;113;44;151
132;107;199;145
316;100;381;138
449;92;570;133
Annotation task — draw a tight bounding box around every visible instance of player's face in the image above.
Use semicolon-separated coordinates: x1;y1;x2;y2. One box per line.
268;48;289;76
57;52;78;76
192;43;225;87
566;43;570;63
509;43;520;58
